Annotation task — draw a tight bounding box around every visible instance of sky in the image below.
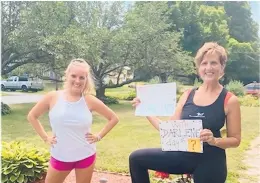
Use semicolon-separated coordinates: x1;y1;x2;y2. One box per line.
250;1;260;24
249;1;260;36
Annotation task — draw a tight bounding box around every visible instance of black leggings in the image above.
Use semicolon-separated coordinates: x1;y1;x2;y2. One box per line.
129;148;227;183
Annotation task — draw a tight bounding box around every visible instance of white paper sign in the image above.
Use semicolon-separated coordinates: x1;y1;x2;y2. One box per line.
135;83;176;116
159;120;203;153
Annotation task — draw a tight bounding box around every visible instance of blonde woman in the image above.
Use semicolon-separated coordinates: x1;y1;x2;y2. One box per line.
27;59;119;183
130;42;241;183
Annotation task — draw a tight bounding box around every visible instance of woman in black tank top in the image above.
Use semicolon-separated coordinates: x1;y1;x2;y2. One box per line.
129;42;241;183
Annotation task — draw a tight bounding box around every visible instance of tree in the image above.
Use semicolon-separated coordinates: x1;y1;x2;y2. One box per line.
198;5;230;46
167;1;259;84
1;1;50;75
122;2;194;83
168;1;204;55
9;2;79;89
60;2;193;98
224;1;259;43
225;38;260;84
223;1;259;84
62;1;137;98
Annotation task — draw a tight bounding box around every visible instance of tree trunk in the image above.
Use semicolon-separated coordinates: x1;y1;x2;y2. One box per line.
159;73;167;83
96;87;106;99
55;81;59;91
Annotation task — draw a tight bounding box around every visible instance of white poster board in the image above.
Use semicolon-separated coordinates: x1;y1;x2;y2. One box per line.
135;83;176;116
159;120;203;153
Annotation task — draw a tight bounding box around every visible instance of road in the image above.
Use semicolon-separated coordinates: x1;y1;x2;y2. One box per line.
1;92;44;104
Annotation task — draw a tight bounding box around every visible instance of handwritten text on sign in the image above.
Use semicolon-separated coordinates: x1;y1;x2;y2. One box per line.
159;120;203;153
135;83;176;116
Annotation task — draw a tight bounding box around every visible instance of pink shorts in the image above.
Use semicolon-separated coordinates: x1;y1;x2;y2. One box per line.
50;154;96;171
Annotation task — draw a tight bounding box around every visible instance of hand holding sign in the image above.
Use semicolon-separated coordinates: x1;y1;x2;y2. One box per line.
131;97;141;108
200;129;216;146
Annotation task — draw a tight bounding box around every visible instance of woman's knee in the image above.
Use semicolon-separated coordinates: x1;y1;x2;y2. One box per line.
193;162;227;183
129;149;147;164
75;163;95;183
129;150;140;163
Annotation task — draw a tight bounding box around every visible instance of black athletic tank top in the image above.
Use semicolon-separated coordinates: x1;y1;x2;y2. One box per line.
181;87;228;150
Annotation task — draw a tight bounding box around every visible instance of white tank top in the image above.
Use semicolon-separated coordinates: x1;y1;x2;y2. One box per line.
48;91;96;162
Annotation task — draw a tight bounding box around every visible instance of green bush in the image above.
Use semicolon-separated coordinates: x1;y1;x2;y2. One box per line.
1;102;11;115
123;91;136;101
176;94;181;102
105;92;125;100
1;141;49;183
239;95;259;107
100;96;119;104
225;80;245;97
148;77;160;84
175;82;183;95
193;78;202;88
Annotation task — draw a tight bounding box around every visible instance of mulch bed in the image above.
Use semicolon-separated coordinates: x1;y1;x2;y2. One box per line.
32;170;131;183
65;170;131;183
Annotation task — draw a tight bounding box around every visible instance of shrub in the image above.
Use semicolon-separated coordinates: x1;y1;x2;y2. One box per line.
123;91;136;101
128;84;136;89
193;78;202;88
148;77;160;84
175;82;183;95
1;102;11;115
1;141;49;183
176;94;181;102
225;80;245;97
100;96;119;104
239;95;259;107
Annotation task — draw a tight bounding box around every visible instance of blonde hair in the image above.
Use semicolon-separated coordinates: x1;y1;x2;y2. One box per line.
64;58;95;95
195;42;228;68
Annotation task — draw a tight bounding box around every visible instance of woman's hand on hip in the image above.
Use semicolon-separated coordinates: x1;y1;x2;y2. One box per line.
86;132;101;144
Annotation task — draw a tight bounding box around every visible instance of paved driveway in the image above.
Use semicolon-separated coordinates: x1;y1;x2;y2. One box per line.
1;92;44;104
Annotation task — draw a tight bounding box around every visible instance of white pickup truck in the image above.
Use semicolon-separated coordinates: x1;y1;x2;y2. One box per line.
1;76;44;92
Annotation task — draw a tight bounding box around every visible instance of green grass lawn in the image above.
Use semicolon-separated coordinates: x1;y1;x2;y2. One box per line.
2;102;259;183
106;85;135;99
1;92;9;96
